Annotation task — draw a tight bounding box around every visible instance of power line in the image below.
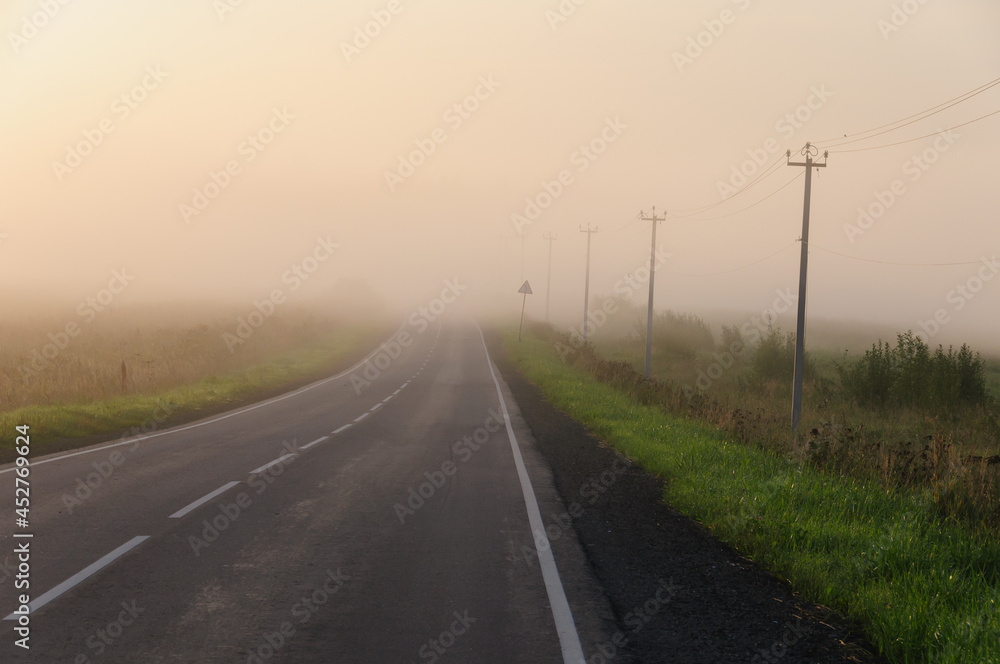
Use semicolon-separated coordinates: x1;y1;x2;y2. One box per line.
828;106;1000;153
815;76;1000;149
810;244;990;267
667;241;798;277
678;171;803;222
668;152;788;217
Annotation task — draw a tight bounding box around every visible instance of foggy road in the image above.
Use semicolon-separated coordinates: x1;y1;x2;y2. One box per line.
0;320;612;663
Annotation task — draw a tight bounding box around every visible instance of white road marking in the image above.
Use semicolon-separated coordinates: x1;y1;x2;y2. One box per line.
333;424;352;434
169;481;241;519
250;454;295;476
475;324;586;664
369;403;383;412
392;389;401;396
354;412;370;423
301;435;330;451
3;536;150;619
0;320;412;475
382;395;394;403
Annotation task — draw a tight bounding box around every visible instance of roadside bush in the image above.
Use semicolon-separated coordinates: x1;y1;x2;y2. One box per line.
637;310;714;360
751;325;815;382
837;331;988;413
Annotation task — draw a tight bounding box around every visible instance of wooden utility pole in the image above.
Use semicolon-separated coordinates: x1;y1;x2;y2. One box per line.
786;143;828;432
638;207;666;378
579;225;599;344
543;233;557;323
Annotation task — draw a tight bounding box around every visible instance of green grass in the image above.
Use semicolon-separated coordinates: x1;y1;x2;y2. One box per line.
0;324;383;454
505;330;1000;664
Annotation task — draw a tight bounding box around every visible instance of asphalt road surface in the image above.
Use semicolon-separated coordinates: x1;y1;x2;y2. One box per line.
0;319;617;663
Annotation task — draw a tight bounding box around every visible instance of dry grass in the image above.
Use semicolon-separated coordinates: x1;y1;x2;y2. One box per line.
0;302;385;412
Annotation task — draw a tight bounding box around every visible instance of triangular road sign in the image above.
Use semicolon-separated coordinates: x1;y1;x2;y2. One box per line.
518;281;533;295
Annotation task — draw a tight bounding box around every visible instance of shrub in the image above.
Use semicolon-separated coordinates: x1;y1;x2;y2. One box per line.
751;325;814;382
636;310;715;360
837;331;988;413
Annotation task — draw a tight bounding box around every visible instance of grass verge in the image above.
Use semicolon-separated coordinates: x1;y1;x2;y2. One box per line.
504;329;1000;664
0;323;385;457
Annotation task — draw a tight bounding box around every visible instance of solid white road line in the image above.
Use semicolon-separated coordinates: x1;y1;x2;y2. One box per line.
0;320;413;475
250;454;295;476
333;424;352;434
3;536;150;620
301;435;330;451
169;481;241;519
475;323;586;664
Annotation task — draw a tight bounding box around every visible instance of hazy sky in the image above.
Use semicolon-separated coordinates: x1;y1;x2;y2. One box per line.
1;1;998;345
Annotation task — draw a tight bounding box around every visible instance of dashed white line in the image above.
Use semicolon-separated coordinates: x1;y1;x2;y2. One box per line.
354;412;370;423
169;481;241;519
369;403;383;413
250;454;295;476
392;389;402;396
333;424;352;434
301;435;330;451
3;536;150;620
382;395;394;403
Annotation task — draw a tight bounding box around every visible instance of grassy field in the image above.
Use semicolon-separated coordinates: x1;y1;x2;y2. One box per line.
574;302;1000;534
0;304;390;455
505;325;1000;664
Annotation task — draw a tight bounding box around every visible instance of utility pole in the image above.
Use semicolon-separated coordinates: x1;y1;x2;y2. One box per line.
543;232;557;323
580;224;599;344
638;207;666;378
786;142;828;432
